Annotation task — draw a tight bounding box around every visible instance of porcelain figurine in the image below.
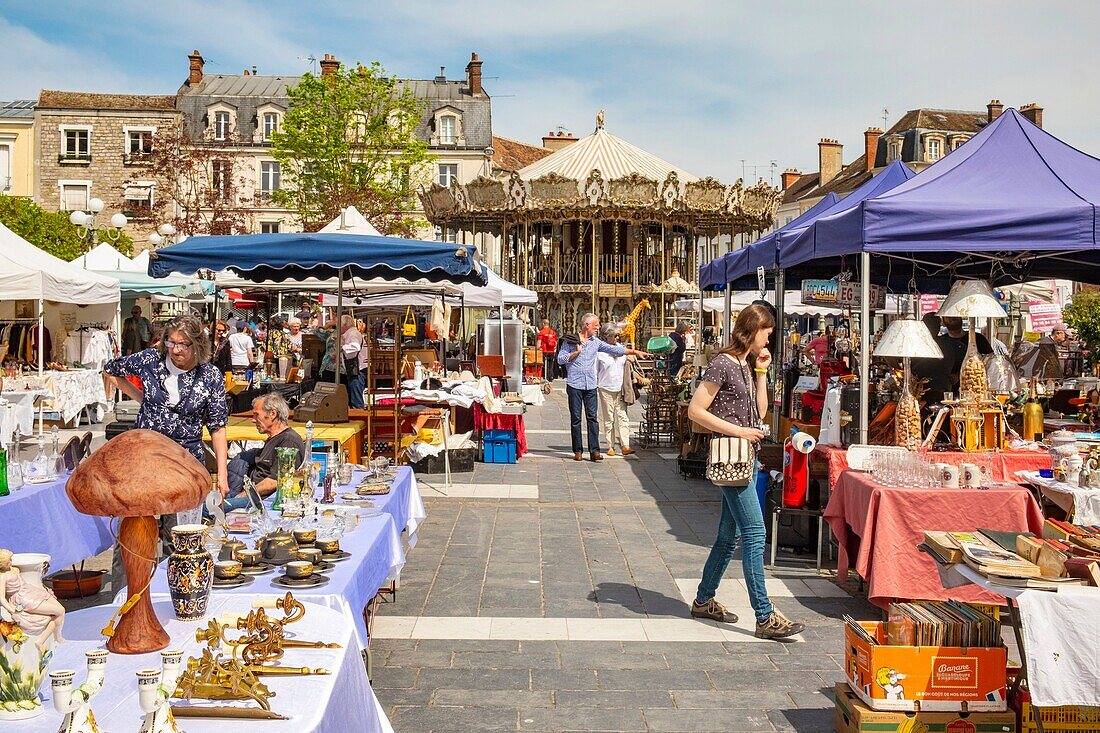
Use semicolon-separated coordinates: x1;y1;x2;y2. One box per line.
0;550;62;720
49;648;108;733
137;650;185;733
165;526;213;621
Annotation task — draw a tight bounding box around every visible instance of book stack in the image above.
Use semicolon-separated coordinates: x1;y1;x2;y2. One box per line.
885;600;1001;647
921;527;1100;588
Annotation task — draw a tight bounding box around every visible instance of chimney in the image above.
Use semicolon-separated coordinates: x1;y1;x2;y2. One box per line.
434;67;447;84
542;130;578;151
818;138;843;186
987;99;1004;123
780;168;802;190
466;52;484;97
188;50;204;86
864;127;883;171
320;53;339;80
1019;102;1044;129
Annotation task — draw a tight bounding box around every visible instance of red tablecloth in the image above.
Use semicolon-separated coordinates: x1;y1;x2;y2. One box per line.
473;404;528;457
823;469;1045;609
814;445;1051;491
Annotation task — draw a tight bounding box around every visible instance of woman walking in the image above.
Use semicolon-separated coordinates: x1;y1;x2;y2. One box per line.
687;304;804;639
596;323;635;456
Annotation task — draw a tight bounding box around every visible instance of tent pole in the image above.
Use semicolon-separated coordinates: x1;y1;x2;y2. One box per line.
773;270;785;438
722;288;732;347
335;266;343;386
37;297;44;436
859;252;870;445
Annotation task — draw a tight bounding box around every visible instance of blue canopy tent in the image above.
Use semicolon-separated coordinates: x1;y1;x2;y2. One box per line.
770;108;1100;441
149;231;488;384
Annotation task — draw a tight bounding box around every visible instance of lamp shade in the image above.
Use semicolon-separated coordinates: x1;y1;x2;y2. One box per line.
937;279;1005;319
873;318;944;359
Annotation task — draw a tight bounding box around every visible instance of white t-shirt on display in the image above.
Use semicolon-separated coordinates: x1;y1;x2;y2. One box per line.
228;332;255;366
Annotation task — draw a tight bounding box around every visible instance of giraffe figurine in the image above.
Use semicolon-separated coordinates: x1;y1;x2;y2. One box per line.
619;299;651;347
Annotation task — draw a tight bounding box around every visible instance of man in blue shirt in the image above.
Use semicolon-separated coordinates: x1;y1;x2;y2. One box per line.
559;313;650;461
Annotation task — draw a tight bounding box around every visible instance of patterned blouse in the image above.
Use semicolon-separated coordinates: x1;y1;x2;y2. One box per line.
700;354;760;429
104;348;230;463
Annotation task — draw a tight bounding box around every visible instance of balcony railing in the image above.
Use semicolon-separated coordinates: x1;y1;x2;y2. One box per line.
599;254;632;284
637;255;663;288
561;253;591;285
58;153;91;164
531;258;555;286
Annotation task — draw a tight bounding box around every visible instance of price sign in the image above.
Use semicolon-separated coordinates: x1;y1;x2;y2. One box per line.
757;266;766;297
837;282;886;310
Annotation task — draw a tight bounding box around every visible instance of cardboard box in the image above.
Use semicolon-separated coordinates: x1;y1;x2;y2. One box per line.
835;683;1016;732
845;622;1008;712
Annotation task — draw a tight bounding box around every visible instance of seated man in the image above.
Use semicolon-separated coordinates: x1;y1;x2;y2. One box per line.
225;392;307;510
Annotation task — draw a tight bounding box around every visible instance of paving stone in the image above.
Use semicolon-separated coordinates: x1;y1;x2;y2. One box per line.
558;649;670;670
767;706;835;731
555;689;675;708
390;704;518;733
371;666;419;689
768;653;843;671
517;706;647;731
530;669;600;691
416;667;531;691
452;650;561;669
432;689;554;708
671;690;793;709
643;707;777;731
596;669;714;691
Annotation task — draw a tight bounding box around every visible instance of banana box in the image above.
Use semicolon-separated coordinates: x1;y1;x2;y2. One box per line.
845;622;1008;712
835;683;1016;733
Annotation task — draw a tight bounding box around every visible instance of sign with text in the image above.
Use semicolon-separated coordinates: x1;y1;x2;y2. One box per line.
801;279;840;306
802;279;885;310
1027;301;1064;332
920;294;944;317
837;282;886;310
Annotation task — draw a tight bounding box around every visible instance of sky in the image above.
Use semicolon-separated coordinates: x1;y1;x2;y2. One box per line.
3;1;1098;183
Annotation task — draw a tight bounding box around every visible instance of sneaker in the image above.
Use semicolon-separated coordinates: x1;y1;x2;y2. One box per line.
607;449;616;456
690;598;739;624
621;447;635;456
754;611;805;639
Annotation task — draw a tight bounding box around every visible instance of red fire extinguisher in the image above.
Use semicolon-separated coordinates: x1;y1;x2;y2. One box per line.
782;429;817;508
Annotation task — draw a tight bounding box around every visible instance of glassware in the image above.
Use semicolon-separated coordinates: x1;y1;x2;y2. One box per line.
0;446;8;496
24;434;55;481
6;450;23;491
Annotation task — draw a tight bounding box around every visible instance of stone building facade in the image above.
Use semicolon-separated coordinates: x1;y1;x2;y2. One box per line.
0;100;36;197
34;91;180;244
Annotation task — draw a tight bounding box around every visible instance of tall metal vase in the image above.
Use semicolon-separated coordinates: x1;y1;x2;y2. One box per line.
165;524;213;621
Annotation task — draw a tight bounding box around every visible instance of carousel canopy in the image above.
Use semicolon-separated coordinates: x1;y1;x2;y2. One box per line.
420;111;781;232
149;232;488;286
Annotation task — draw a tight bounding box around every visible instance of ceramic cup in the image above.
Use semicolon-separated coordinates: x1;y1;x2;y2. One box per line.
937;464;960;488
961;463;981;488
214;559;242;580
316;538;341;555
297;547;323;564
236;549;261;567
285;560;314;579
292;529;317;546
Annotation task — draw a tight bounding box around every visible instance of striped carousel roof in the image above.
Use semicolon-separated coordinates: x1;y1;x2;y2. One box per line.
517;116;698;183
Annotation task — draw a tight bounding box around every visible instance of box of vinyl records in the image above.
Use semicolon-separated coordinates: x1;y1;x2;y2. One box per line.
835;683;1016;732
844;621;1008;712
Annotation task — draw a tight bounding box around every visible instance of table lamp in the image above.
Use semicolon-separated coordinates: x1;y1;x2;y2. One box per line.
937;279;1005;400
873;318;944;449
65;429;211;654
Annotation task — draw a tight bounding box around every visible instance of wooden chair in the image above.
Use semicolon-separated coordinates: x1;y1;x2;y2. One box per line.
61;436;82;472
78;431;93;463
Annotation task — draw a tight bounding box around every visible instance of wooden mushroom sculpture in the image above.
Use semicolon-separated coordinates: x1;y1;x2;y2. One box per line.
66;429;210;654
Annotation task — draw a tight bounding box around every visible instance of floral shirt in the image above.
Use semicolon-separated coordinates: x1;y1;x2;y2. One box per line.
267;328;293;359
104;348;229;462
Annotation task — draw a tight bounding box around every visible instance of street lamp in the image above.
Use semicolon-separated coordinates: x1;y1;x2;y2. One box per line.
147;222;177;248
69;197;128;248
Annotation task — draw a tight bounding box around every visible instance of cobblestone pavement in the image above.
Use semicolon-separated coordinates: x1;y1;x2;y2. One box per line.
370;387;881;732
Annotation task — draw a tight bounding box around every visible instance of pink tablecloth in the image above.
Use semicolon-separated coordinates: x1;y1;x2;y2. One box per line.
473;404;528;457
814;445;1051;491
823;469;1045;609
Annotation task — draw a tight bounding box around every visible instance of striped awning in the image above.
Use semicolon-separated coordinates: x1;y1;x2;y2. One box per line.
517;126;697;183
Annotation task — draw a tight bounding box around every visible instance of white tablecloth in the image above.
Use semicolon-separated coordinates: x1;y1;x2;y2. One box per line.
8;596;392;732
520;383;546;406
0;388;49;447
1018;585;1100;707
1017;470;1100;524
40;370;107;424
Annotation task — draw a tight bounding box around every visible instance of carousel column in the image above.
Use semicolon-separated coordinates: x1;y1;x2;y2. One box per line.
591;219;599;313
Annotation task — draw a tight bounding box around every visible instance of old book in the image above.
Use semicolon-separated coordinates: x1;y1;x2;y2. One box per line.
1063;557;1100;585
1016;535;1044;564
1037;541;1070;578
923;531;963;563
950;532;1043;578
979;528;1035;554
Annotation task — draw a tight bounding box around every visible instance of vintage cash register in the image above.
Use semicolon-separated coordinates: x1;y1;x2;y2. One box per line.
296;382;349;423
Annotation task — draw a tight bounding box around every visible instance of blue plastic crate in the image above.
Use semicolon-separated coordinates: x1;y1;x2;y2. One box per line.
483;438;517;464
483;429;516;442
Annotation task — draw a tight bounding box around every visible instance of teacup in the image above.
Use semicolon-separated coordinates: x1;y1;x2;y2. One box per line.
236;549;261;567
214;559;243;580
297;547;323;564
292;529;317;546
316;538;341;555
285;560;314;579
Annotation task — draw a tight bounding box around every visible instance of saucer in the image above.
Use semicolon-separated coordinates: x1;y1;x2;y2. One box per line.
313;560;336;572
239;562;276;576
272;573;330;589
212;575;255;589
320;550;352;562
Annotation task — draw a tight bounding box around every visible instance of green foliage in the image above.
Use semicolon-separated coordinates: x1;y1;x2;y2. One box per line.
0;196;133;260
272;61;434;235
1064;289;1100;353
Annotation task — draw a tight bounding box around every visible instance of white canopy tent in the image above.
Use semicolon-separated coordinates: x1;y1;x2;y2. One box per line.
0;223;120;305
77;242;141;272
319;205;384;236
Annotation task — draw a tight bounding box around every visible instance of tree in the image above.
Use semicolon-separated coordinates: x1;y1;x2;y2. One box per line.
0;195;133;260
271;61;433;235
142;119;255;236
1064;288;1100;359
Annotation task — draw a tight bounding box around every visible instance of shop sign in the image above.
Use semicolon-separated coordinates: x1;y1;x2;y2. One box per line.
597;283;617;298
801;279;840;306
1028;301;1063;332
837;282;886;310
919;294;944;317
802;279;885;309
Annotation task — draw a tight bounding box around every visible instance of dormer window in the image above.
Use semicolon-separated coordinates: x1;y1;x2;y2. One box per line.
263;112;279;141
887;137;903;162
928;138;941;161
214;111;231;141
440;115;456;145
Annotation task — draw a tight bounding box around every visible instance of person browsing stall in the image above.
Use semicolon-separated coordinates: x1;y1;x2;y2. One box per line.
227;321;256;372
939;316;993;391
687;303;804;639
224;392;307;510
559;313;649;462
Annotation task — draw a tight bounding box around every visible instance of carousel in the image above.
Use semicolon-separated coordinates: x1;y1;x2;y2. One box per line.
420;111;781;340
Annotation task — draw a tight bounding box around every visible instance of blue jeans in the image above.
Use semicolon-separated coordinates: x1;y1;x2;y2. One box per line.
223;451;258;512
696;466;773;622
348;372;366;409
566;385;600;454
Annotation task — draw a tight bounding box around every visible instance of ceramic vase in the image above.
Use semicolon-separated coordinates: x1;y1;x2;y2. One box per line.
137;651;185;733
0;553;54;721
166;524;213;621
49;648;108;733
